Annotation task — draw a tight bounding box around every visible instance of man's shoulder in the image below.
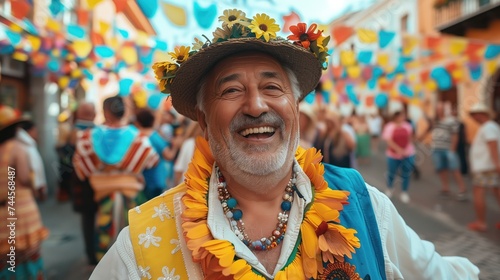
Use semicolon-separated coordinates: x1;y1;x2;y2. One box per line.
323;164;367;194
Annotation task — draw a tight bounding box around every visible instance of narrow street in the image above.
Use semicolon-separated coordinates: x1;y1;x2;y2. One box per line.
40;145;500;279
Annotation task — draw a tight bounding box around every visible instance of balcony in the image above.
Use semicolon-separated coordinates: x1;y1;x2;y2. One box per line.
434;0;500;36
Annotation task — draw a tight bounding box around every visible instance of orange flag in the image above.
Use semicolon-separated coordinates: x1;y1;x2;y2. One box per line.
11;0;31;20
332;26;354;46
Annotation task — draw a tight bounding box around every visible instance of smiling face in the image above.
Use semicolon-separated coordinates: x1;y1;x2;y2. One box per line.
197;52;300;179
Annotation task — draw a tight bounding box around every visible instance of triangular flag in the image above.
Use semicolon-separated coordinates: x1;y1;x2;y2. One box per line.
67;24;86;39
378;30;395;49
94;45;115;58
283;11;301;34
112;0;127;12
426;36;442;50
357;28;377;44
163;2;187;26
399;83;414;98
137;0;158;18
357;50;373;64
11;0;31;20
72;40;92;58
121;45;138;65
76;8;89;26
377;53;389;67
99;21;111;35
117;28;129;39
5;30;22;46
86;0;103;9
449;39;466;55
467;62;482;81
12;51;28;61
346;65;361;79
465;42;485;62
340;50;356;67
485;60;497;75
402;35;418;56
194;1;217;29
49;0;63;16
46;18;61;32
484;44;500;60
332;26;354;45
26;35;41;51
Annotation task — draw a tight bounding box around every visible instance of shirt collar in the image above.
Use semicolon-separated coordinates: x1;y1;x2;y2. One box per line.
206;159;312;278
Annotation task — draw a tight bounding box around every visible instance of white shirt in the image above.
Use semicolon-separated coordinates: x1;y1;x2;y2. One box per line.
173;137;196;184
91;164;479;279
16;129;47;190
368;115;383;136
470;120;500;173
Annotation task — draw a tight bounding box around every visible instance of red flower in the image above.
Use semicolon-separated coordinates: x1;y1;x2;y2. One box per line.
288;23;323;49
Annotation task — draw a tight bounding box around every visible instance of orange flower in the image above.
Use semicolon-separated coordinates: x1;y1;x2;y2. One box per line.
287;23;323;49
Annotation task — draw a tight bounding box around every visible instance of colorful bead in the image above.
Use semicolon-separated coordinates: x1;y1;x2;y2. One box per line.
232;209;243;220
281;201;291;211
227;198;237;209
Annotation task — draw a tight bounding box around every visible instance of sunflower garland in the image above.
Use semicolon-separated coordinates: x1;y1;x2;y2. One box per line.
151;9;331;95
181;137;361;279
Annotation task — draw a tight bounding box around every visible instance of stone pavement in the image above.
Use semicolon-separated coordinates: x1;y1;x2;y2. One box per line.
39;144;500;279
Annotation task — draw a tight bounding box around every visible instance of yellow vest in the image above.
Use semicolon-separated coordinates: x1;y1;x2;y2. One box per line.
129;184;194;279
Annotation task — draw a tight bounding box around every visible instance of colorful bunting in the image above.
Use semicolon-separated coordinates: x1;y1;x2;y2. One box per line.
86;0;103;9
49;0;63;16
194;1;217;29
94;45;115;58
332;26;354;45
137;0;158;18
357;28;377;44
357;51;373;64
430;67;452;90
484;45;500;59
147;94;164;110
340;50;356;67
112;0;127;12
67;25;86;39
118;79;134;96
378;30;395;49
11;0;31;20
163;3;187;26
467;62;482;81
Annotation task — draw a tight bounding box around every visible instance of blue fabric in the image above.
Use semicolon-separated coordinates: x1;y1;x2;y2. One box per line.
387;155;415;191
91;125;138;165
0;257;44;280
142;131;171;199
324;164;387;280
431;149;459;171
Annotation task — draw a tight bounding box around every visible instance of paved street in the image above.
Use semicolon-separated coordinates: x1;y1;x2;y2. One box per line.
40;144;500;279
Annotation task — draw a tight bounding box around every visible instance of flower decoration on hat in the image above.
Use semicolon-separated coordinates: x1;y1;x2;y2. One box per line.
152;9;331;95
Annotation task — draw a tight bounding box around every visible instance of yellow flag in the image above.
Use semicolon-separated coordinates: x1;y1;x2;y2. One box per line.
347;65;361;78
122;46;138;66
26;35;41;52
485;60;497;75
402;35;418;56
377;53;389;67
451;68;464;81
71;69;83;78
425;80;437;91
449;39;466;55
133;90;148;108
46;18;61;33
322;79;333;91
9;23;23;33
86;0;103;9
99;21;110;35
163;3;187;26
136;31;150;46
12;51;28;61
72;40;93;58
357;28;377;44
340;50;356;67
58;76;70;88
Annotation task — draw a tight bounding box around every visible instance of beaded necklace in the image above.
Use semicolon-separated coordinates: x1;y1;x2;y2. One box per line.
216;165;298;251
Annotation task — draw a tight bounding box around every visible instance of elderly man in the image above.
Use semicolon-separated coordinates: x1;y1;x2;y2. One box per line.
467;103;500;232
91;10;478;279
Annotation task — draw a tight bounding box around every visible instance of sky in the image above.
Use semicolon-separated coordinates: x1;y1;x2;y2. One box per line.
149;0;376;50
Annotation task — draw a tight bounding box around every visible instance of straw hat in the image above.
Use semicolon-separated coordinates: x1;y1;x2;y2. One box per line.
0;105;29;132
152;9;329;120
469;103;493;116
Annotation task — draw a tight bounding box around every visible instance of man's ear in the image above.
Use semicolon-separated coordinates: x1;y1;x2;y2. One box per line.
196;108;209;140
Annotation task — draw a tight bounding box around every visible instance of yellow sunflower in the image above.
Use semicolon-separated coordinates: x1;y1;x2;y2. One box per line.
248;13;280;42
151;62;179;93
218;9;249;28
168;46;190;64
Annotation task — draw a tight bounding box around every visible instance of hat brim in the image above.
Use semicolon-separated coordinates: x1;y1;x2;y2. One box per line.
0;118;30;132
170;37;322;120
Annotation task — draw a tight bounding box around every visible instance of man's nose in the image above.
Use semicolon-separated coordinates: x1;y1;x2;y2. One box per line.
242;87;269;117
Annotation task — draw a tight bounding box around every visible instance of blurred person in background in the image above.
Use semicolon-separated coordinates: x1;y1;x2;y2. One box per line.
69;102;98;265
298;103;317;149
343;113;358;169
135;108;180;201
55;109;74;202
320;109;355;168
72;96;159;261
450;106;469;176
467;103;500;232
367;111;383;154
17;120;47;201
382;111;415;203
0;105;49;279
354;114;371;165
430;103;467;200
173;121;204;185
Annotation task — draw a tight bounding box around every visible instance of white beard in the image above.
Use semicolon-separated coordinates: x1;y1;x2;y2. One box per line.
207;128;298;194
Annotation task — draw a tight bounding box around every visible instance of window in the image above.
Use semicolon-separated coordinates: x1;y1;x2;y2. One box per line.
401;14;409;33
